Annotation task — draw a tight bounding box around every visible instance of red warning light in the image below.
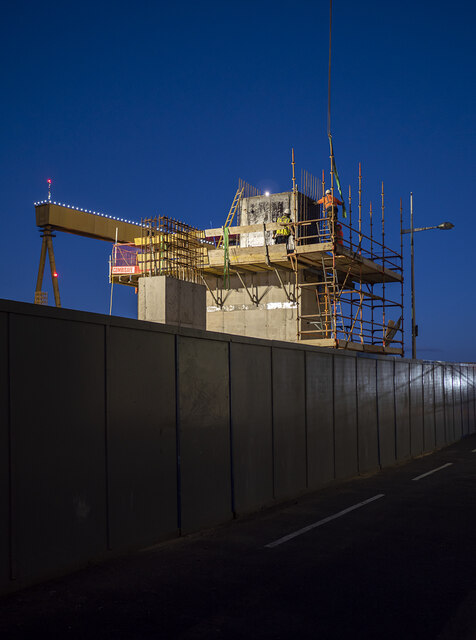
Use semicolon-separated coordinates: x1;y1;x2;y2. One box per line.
47;179;52;184
53;271;58;278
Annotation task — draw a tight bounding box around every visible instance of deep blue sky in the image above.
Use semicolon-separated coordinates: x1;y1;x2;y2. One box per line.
1;0;474;361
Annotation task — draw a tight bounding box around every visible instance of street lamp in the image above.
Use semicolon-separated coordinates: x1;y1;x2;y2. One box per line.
401;193;454;359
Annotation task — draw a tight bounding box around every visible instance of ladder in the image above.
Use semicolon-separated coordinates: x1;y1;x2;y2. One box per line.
296;256;343;340
320;257;346;338
217;186;245;249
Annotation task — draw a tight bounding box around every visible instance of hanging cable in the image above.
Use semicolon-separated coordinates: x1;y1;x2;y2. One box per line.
327;0;332;136
327;0;346;218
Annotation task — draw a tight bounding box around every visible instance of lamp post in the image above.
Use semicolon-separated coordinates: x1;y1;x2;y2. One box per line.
401;192;454;359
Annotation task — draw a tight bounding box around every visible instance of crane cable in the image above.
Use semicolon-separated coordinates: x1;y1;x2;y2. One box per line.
327;0;332;137
327;0;347;218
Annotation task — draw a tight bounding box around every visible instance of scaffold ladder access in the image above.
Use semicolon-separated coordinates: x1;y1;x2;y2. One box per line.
217;186;244;249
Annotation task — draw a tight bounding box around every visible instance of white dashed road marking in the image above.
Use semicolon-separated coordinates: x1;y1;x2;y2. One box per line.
412;462;453;481
265;494;385;549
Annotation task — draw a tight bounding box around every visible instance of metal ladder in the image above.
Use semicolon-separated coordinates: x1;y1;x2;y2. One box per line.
320;256;345;338
217;186;245;249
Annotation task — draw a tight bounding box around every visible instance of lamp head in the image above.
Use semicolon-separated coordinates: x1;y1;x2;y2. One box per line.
437;222;454;230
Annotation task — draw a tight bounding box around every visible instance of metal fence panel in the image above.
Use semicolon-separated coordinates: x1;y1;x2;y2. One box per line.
334;355;358;480
178;336;232;534
0;313;9;592
410;363;424;456
423;364;436;452
107;327;178;550
357;358;379;473
306;352;335;488
9;314;108;582
434;364;446;447
230;343;273;514
377;359;396;467
395;361;411;460
272;348;306;499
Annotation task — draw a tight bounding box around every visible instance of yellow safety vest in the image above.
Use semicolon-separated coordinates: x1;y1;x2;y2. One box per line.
276;215;291;236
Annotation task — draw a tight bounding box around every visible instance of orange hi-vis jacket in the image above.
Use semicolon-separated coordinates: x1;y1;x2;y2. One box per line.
317;193;343;209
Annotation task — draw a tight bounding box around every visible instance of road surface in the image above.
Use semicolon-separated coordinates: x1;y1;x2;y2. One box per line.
1;436;475;639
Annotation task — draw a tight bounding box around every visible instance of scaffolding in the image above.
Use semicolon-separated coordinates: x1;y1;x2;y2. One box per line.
291;174;404;353
200;167;404;356
110;216;206;286
108;173;404;356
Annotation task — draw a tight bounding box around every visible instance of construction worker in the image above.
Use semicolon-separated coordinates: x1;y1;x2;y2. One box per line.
317;189;343;222
273;209;292;246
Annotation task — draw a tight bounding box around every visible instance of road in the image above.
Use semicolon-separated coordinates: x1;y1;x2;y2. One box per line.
1;436;475;639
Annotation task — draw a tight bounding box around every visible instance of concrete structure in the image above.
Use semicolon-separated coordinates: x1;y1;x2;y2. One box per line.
138;276;206;330
205;270;298;341
240;191;295;248
204;191;322;342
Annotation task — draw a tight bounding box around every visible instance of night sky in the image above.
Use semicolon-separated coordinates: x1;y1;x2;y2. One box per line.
1;0;474;361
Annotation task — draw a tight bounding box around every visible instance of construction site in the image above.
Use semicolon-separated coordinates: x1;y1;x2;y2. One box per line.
6;3;476;636
34;158;404;356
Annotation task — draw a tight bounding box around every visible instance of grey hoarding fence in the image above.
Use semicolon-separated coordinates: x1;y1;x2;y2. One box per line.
0;299;475;594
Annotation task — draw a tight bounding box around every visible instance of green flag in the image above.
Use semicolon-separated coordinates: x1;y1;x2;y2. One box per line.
223;227;230;289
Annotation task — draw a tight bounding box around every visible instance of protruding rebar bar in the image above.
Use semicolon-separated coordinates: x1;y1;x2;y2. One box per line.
400;197;404;355
348;185;352;251
292;148;296;193
369;200;373;255
358;163;362;249
381;181;385;345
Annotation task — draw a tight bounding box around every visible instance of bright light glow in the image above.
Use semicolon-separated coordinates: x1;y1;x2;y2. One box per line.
47;179;52;184
265;191;270;196
53;272;58;278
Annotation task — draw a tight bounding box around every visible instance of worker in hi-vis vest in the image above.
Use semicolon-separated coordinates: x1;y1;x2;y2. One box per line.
273;209;292;246
317;189;343;222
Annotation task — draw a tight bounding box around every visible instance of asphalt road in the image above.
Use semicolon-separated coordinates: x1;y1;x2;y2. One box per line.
1;436;476;639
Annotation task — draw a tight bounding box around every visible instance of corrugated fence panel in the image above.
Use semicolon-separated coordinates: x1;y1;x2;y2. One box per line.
306;351;335;489
9;314;108;582
0;313;9;592
423;364;436;452
453;365;463;441
444;365;455;443
272;347;306;500
356;358;379;474
178;336;231;534
467;366;472;433
334;355;358;480
230;343;273;514
107;327;178;550
395;361;411;461
470;367;476;434
410;363;424;456
377;359;396;468
461;366;470;436
434;364;446;447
